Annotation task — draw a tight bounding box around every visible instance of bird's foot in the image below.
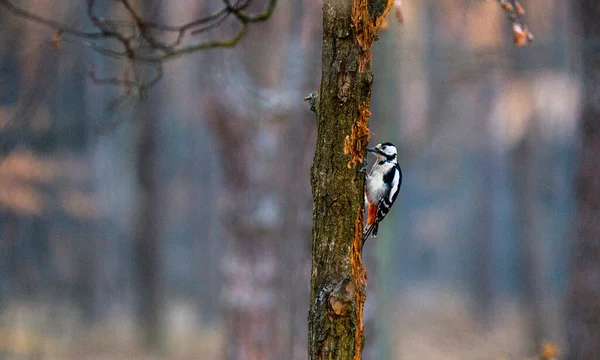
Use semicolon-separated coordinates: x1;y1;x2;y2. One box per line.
358;156;368;173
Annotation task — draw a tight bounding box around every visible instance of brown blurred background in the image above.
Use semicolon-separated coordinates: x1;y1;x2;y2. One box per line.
0;0;584;359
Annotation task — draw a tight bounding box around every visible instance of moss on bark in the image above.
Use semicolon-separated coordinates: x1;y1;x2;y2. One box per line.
308;0;392;359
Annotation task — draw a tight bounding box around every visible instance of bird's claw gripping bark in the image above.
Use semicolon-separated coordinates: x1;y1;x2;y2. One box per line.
358;156;368;173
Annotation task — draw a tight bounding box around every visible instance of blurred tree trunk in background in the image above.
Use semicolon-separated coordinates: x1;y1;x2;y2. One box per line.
566;1;600;358
0;0;95;322
206;1;318;358
133;3;163;348
512;123;543;353
208;94;283;360
472;81;495;321
134;100;161;347
277;2;320;356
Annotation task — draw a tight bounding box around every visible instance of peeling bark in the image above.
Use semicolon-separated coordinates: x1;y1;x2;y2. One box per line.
308;0;392;359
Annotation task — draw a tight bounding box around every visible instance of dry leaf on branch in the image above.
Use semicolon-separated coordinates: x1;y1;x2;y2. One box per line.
51;30;63;50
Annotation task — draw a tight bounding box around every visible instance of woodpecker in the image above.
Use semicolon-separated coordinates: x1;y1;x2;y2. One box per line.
364;142;402;241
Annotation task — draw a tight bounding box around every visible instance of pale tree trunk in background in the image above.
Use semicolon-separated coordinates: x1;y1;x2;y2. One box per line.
207;57;280;360
207;100;307;360
206;1;317;358
209;102;283;360
278;2;321;358
566;1;600;358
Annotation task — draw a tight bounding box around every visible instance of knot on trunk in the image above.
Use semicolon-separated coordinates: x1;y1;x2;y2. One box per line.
328;278;356;316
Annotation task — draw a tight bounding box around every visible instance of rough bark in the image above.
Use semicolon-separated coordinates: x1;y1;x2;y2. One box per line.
308;1;392;359
566;1;600;359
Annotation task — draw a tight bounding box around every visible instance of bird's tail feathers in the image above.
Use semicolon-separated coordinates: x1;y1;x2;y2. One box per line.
362;223;378;242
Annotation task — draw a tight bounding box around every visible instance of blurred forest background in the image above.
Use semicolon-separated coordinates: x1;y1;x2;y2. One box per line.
0;0;588;359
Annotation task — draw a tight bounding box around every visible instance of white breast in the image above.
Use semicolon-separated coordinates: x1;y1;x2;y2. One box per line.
366;162;393;205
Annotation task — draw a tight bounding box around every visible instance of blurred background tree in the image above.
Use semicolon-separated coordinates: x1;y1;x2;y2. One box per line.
0;0;594;359
566;1;600;359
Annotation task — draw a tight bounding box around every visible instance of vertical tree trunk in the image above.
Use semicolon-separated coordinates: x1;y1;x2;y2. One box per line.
566;1;600;359
472;81;496;322
208;104;285;360
204;1;319;358
512;124;544;353
134;99;161;347
208;12;296;358
133;2;168;348
308;1;392;359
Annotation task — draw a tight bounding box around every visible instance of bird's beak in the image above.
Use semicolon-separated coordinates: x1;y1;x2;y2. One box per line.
367;147;378;153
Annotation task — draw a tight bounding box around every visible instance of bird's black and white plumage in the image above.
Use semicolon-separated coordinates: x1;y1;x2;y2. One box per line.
363;142;402;241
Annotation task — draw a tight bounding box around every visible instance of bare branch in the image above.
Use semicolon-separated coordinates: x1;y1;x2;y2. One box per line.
161;23;249;61
0;0;103;39
0;0;276;98
496;0;534;47
0;0;277;61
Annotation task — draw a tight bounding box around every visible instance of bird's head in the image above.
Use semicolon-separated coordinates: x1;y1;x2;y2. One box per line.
367;142;397;162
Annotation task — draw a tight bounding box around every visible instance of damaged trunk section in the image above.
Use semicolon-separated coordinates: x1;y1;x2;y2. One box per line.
308;0;392;359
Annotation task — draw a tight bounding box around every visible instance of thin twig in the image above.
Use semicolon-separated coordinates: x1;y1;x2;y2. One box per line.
2;0;276;61
0;0;103;38
496;0;533;46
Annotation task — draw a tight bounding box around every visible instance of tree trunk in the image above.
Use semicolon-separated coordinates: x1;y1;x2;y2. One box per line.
202;1;319;357
134;99;161;347
513;124;544;353
308;1;392;359
566;1;600;359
